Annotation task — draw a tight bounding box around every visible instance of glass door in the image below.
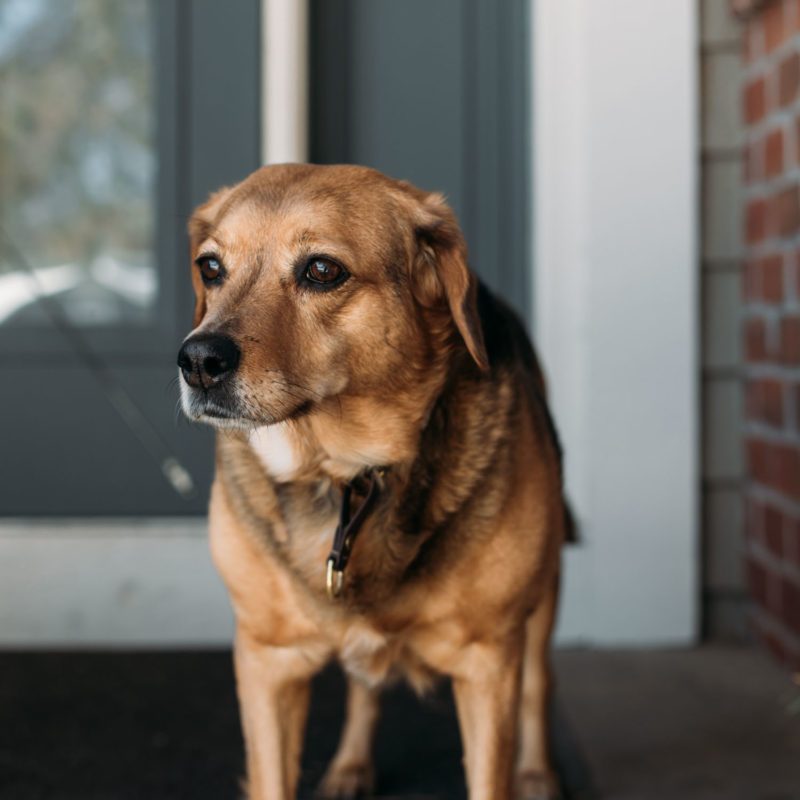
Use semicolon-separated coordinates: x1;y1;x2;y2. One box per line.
0;0;261;514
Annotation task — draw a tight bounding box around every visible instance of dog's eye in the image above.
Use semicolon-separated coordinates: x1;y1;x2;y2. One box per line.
304;258;345;286
197;256;223;285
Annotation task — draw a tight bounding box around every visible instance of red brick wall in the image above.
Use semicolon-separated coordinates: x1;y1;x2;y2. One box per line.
741;0;800;669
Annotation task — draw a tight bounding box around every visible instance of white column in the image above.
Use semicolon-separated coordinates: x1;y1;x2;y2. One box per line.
534;0;699;645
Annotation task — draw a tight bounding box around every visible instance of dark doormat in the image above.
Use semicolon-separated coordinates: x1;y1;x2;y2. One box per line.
0;652;595;799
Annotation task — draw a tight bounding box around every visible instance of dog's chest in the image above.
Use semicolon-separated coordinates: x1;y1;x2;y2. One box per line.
336;618;441;692
334;583;475;692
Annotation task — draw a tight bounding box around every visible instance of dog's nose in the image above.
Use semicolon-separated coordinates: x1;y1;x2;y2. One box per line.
177;334;240;389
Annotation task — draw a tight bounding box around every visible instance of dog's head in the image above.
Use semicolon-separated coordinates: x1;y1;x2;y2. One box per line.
177;163;487;431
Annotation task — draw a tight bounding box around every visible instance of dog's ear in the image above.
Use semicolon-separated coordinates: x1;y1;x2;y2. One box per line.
187;187;232;327
412;192;488;371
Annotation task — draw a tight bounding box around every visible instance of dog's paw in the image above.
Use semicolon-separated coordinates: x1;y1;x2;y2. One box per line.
515;769;561;800
316;762;374;800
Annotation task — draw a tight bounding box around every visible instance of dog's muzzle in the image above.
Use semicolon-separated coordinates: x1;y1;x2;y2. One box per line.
177;333;240;390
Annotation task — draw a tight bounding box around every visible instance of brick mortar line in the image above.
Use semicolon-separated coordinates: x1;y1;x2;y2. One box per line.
742;163;800;195
745;417;800;439
741;317;800;334
743;364;800;383
742;249;798;270
742;103;800;142
743;221;800;242
740;165;799;183
742;176;800;200
743;362;800;378
741;104;796;131
741;297;800;314
740;244;800;265
740;256;799;275
739;248;800;271
741;236;800;266
745;424;800;443
741;176;800;194
743;134;798;160
748;537;800;585
747;253;800;306
742;60;788;91
741;369;784;384
742;25;793;74
747;482;800;517
741;249;800;278
742;31;800;83
744;387;800;434
740;255;788;275
742;343;800;362
745;77;790;124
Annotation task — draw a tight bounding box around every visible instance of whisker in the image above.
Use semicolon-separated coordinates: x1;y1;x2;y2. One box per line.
165;375;181;394
263;369;325;400
262;379;311;405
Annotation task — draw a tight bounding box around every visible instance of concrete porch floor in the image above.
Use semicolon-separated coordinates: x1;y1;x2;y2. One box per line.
553;645;800;800
0;645;797;798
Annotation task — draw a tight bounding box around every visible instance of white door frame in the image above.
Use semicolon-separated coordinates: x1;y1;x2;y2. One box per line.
0;0;698;647
534;0;699;645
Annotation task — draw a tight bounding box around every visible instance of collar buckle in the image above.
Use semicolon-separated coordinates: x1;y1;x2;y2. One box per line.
325;469;382;601
326;558;344;600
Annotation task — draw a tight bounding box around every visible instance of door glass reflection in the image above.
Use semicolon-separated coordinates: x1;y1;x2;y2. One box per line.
0;0;156;327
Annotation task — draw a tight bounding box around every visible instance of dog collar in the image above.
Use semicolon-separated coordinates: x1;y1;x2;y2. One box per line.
326;470;382;600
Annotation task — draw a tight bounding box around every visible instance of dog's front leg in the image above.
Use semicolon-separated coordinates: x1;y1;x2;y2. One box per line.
452;640;523;800
234;628;315;800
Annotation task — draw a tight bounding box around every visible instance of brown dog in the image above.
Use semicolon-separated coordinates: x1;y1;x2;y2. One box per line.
178;164;565;800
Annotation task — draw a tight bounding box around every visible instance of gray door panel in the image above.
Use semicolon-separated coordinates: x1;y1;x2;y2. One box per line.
309;0;531;318
1;366;214;516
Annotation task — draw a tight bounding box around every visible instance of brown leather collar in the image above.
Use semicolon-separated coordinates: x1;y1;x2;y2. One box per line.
326;470;382;600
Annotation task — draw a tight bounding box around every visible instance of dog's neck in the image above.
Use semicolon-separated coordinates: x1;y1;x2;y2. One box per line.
222;350;515;607
247;380;446;485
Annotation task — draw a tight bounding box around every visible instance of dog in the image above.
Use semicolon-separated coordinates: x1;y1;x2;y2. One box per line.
178;163;566;800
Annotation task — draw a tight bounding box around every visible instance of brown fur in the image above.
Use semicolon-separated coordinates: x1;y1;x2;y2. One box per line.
179;164;564;800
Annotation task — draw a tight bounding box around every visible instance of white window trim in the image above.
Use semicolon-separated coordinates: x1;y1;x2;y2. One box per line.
0;519;232;647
